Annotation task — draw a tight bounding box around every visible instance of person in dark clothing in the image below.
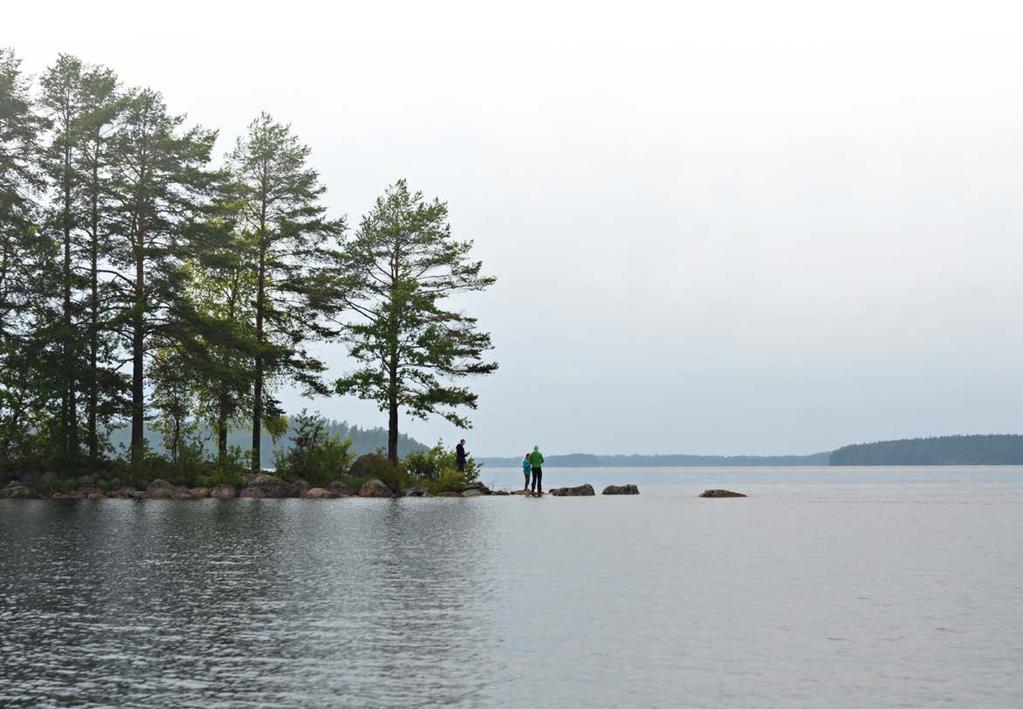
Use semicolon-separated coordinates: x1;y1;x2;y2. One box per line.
456;439;467;473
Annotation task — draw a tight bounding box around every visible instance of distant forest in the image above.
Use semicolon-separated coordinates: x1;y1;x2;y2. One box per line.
477;452;831;467
108;419;427;469
829;435;1023;465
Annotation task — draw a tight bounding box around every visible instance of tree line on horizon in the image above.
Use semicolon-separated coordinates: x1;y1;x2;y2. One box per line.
0;48;496;480
829;434;1023;466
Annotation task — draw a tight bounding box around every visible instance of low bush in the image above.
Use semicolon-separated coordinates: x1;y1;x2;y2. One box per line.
274;410;353;486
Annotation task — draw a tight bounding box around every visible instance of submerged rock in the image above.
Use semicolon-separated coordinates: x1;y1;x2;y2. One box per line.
210;484;236;499
145;479;175;499
549;484;596;497
403;485;431;497
602;484;639;495
358;479;394;498
1;481;32;499
699;489;747;498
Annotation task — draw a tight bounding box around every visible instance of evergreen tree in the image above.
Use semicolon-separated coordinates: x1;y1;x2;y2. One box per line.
39;54;89;462
334;180;496;464
106;88;217;470
77;63;123;463
0;48;47;457
227;112;345;471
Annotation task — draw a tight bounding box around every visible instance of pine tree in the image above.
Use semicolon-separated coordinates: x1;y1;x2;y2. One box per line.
227;113;345;471
334;180;497;464
106;88;217;471
0;48;47;457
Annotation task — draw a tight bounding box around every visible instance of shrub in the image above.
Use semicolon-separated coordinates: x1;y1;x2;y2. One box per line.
401;441;479;483
274;410;353;486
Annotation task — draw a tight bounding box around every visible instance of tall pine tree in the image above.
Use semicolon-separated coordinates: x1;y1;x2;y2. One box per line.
106;88;217;470
228;113;344;471
334;180;496;464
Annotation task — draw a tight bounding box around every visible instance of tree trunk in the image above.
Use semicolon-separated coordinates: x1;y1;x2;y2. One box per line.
61;135;78;462
130;229;145;472
388;397;399;464
251;249;265;472
87;149;99;463
217;389;229;462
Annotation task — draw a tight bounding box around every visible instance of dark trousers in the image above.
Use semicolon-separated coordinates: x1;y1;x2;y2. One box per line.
531;467;542;492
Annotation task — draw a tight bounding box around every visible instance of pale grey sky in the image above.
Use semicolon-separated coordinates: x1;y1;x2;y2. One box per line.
10;1;1023;454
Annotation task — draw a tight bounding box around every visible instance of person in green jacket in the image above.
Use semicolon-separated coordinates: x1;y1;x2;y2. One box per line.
528;446;544;494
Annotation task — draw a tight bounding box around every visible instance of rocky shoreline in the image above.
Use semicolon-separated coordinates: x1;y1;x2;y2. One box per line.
2;476;747;500
0;476;665;500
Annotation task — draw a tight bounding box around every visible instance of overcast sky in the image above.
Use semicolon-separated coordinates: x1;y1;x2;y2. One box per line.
10;1;1023;455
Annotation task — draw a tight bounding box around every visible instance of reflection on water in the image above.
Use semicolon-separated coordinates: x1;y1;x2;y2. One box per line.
2;467;1022;707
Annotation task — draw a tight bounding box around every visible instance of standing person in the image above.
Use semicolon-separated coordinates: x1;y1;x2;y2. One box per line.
456;439;467;473
529;445;544;495
521;453;531;491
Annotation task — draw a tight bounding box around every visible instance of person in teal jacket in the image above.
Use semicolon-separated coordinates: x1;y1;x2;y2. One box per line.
521;454;531;491
528;446;544;494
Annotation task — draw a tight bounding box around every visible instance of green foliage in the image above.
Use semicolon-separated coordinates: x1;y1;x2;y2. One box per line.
401;441;479;483
335;180;497;463
273;410;353;486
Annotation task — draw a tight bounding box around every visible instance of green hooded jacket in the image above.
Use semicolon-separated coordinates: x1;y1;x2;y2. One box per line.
529;448;544;467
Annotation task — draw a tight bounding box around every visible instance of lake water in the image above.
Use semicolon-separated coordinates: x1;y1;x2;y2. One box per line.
1;466;1021;707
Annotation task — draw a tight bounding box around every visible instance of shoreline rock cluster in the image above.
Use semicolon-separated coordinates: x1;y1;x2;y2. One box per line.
1;477;683;500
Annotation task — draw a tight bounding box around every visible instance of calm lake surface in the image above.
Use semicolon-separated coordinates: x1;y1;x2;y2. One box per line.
2;466;1021;708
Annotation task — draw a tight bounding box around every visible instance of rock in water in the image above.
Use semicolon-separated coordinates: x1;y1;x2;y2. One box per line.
303;487;330;498
240;473;298;498
358;479;395;498
458;481;491;495
210;485;236;499
403;486;431;497
699;489;747;498
461;489;484;497
327;482;353;498
602;484;639;495
145;479;175;499
549;484;596;497
1;481;32;498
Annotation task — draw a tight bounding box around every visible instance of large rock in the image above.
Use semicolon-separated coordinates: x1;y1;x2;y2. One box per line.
699;489;747;498
210;484;236;499
327;481;353;498
172;486;192;500
189;487;212;499
358;479;394;498
403;485;431;497
461;489;484;497
458;481;491;495
602;484;639;495
348;453;388;478
303;487;330;498
1;481;32;499
87;492;105;501
239;473;297;499
549;484;595;497
145;479;175;499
